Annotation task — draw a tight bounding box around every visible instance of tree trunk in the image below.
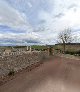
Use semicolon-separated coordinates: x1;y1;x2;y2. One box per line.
63;42;65;54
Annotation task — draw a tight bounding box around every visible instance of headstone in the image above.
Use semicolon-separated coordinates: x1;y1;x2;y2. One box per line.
27;46;29;51
30;46;32;52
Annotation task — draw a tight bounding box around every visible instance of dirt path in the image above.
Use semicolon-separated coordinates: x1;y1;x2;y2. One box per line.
0;56;80;92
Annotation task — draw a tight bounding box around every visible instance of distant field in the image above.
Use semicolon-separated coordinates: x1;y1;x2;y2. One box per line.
0;44;79;52
31;45;56;50
55;44;80;51
55;44;80;55
0;45;55;51
31;45;47;50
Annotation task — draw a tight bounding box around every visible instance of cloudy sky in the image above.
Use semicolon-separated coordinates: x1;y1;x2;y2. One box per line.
0;0;80;46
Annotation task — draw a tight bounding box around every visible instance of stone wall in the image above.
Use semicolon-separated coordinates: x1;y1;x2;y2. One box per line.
0;51;48;77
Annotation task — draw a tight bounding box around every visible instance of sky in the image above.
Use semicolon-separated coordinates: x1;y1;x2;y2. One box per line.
0;0;80;46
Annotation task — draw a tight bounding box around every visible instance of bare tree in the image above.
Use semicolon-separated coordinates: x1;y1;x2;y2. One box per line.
57;28;72;53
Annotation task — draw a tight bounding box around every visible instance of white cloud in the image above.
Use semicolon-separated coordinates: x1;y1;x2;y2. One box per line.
37;0;80;44
0;0;80;45
0;32;39;40
0;31;41;45
62;7;80;28
0;0;33;31
27;2;32;8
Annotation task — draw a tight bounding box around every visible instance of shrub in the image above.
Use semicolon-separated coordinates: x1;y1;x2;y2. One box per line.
65;50;80;56
8;69;15;76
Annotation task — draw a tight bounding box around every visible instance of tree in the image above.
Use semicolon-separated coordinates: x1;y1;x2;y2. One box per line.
57;28;72;53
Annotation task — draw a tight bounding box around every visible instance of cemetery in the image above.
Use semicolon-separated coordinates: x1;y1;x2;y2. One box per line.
0;46;49;77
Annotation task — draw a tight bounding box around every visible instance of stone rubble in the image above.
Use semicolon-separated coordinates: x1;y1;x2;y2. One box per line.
0;51;48;77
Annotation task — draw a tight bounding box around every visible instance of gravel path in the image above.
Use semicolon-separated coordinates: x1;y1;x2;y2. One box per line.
0;56;80;92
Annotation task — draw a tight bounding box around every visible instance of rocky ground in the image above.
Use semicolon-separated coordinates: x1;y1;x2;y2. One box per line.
0;51;48;77
0;56;80;92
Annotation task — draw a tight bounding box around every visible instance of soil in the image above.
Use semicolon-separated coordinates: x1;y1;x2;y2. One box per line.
0;56;80;92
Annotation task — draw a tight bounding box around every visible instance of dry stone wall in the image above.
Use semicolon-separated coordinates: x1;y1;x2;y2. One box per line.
0;51;48;77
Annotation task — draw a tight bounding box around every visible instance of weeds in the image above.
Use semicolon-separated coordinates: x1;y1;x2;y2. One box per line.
8;69;15;76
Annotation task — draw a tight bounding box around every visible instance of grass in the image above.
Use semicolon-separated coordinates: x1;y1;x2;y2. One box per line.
31;45;47;50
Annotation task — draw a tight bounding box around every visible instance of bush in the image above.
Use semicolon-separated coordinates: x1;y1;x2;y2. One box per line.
65;50;80;56
77;50;80;55
8;69;15;76
49;47;53;55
